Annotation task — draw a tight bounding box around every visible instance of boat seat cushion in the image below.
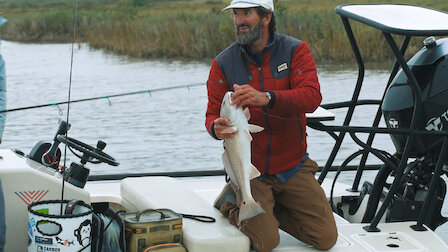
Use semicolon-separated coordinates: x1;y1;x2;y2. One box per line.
120;176;250;252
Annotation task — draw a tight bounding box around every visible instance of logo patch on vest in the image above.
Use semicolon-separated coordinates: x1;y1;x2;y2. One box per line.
277;63;288;72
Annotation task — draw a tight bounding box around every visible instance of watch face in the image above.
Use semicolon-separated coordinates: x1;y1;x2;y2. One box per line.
266;92;271;100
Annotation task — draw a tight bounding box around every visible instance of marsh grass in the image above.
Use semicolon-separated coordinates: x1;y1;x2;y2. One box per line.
1;0;447;64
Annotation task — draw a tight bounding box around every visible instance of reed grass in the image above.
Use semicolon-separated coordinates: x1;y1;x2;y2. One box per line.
1;0;447;64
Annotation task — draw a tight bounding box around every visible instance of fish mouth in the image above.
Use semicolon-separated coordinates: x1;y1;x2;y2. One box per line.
225;91;234;104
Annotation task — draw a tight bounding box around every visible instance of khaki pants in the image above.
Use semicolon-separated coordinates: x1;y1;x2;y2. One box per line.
220;158;338;252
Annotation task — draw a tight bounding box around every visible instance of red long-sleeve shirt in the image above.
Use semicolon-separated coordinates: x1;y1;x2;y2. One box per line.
205;33;321;175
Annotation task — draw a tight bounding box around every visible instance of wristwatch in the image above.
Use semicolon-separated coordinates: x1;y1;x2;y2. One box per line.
265;91;272;102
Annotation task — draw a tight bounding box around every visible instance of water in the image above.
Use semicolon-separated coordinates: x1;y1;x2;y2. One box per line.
2;41;447;242
1;41;395;174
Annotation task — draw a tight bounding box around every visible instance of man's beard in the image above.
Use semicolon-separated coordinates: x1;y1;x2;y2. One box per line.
235;20;264;45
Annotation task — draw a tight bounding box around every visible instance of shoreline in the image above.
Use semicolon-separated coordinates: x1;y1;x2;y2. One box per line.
1;0;446;64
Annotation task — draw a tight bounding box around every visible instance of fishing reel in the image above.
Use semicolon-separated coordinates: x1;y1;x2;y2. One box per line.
29;120;119;188
29;120;70;169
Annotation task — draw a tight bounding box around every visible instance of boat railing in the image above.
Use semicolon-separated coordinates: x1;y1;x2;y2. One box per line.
312;4;448;232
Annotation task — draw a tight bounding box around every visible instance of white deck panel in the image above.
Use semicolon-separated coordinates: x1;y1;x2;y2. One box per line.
86;176;448;251
85;179;121;204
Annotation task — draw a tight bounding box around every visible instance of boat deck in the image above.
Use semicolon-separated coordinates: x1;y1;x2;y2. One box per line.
86;176;448;251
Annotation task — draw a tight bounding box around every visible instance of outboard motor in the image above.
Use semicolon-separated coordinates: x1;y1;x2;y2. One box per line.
383;37;448;157
376;37;448;230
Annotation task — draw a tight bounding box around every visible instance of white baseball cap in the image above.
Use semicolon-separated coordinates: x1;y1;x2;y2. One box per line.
223;0;274;12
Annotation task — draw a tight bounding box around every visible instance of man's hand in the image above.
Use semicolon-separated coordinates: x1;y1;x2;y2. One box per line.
214;118;237;139
232;84;269;108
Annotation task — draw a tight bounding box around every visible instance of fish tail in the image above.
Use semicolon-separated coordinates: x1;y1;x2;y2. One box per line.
238;200;265;224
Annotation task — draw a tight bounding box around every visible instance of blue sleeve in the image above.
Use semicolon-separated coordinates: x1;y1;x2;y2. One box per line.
0;55;6;141
0;55;5;92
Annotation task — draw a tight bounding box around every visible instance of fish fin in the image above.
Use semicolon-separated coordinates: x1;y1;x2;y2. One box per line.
243;107;251;120
249;164;261;180
238;199;265;224
222;151;239;187
249;124;264;133
221;126;237;134
243;129;253;141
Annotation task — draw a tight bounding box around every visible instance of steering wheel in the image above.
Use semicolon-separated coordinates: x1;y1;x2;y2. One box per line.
56;135;119;166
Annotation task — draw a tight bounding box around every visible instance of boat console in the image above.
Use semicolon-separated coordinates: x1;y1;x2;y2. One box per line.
0;121;119;251
0;149;91;251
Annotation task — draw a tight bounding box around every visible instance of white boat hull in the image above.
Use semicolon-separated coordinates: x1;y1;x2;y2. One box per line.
1;148;447;251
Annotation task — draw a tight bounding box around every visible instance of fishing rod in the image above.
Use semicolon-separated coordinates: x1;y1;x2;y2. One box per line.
0;82;204;114
59;0;79;214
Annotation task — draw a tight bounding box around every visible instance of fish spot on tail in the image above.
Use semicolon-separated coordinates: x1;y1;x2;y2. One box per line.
238;200;265;224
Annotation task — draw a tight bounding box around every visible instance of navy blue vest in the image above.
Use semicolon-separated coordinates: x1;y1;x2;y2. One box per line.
215;33;302;88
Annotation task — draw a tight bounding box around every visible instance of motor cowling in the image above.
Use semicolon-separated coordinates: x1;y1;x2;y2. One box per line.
382;37;448;157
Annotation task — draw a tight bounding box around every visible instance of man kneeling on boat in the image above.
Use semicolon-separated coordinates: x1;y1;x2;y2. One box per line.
205;0;338;251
